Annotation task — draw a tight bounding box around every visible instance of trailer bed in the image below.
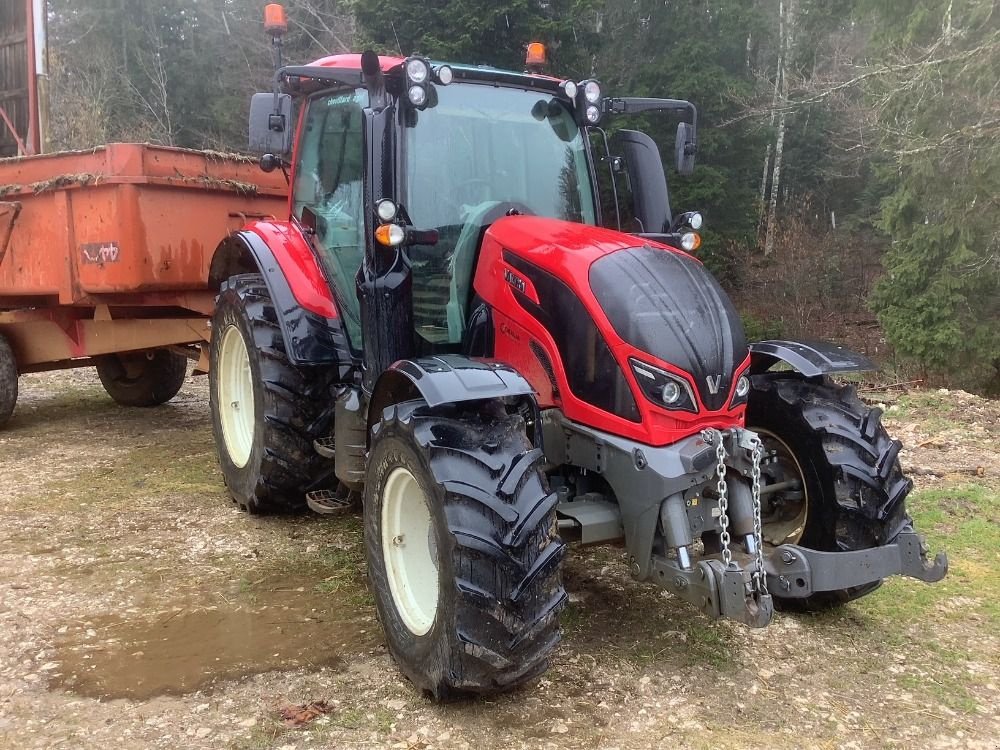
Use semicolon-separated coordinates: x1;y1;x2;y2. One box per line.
0;143;286;306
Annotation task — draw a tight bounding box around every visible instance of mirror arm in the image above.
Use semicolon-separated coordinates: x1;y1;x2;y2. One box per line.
604;97;698;147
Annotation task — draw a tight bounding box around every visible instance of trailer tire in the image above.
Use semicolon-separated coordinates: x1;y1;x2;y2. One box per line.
95;349;187;408
365;400;566;700
210;274;336;514
0;334;17;428
747;373;913;610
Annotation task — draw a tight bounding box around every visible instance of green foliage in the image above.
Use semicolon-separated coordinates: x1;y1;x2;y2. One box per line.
866;0;1000;392
592;0;773;265
350;0;600;76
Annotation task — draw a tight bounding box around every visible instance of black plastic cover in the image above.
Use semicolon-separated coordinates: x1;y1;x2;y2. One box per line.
590;246;748;410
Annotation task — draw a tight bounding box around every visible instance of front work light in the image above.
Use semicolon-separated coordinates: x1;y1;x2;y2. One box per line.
405;58;430;84
435;65;454;85
582;80;602;104
561;80;578;100
408;85;427;107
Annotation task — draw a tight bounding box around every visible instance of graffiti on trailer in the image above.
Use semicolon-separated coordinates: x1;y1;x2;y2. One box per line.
80;242;121;264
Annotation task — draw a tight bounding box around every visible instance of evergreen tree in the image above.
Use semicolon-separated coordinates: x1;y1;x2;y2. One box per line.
864;0;999;391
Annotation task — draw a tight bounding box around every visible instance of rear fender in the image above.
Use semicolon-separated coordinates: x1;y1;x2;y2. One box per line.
208;226;352;367
749;339;876;377
367;355;538;441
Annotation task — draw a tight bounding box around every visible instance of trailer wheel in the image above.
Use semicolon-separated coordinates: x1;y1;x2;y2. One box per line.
365;401;566;700
747;373;914;610
209;274;336;513
95;349;187;408
0;333;17;428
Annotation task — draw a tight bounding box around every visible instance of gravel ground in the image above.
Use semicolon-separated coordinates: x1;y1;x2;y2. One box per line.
0;370;997;749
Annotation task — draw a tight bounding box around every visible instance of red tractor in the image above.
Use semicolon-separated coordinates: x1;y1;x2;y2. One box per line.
207;20;947;698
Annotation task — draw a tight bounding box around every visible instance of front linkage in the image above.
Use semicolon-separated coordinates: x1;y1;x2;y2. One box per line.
653;427;947;628
546;414;948;630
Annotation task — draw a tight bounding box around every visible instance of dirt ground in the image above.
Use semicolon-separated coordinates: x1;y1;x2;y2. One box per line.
0;370;997;750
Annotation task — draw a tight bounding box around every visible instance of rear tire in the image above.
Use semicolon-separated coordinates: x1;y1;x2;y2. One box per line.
747;373;913;610
365;400;566;699
0;333;17;428
95;349;187;407
209;274;337;513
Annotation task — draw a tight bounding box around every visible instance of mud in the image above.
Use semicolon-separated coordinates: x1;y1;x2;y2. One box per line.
49;573;375;700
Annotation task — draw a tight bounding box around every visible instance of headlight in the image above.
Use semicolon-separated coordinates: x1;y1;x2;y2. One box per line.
583;80;601;104
405;58;430;84
730;373;751;408
630;359;698;413
585;105;601;124
735;375;750;398
661;381;682;405
689;212;703;230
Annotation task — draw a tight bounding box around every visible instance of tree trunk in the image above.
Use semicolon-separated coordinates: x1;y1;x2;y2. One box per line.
764;0;796;256
758;0;784;228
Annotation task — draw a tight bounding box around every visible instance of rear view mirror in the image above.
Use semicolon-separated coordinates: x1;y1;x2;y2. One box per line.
614;130;671;234
675;122;696;175
249;93;293;155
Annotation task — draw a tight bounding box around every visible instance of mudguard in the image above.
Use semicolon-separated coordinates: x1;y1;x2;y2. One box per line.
749;339;876;377
367;355;537;433
209;229;353;368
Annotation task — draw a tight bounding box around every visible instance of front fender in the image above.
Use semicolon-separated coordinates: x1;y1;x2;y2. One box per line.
367;355;537;435
749;339;876;377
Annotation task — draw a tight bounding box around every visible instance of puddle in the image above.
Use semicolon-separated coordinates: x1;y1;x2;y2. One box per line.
48;574;378;700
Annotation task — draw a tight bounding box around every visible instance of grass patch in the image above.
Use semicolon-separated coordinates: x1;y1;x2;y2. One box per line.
857;483;999;627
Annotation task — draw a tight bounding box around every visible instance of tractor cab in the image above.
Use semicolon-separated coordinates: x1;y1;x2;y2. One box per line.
249;50;700;366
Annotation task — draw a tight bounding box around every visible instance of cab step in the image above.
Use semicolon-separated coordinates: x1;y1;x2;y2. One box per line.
306;488;353;515
313;436;336;459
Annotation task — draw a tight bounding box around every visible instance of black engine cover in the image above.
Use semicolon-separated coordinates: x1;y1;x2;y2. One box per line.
589;246;748;410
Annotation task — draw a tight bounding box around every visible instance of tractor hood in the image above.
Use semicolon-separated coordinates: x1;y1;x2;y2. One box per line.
480;215;748;412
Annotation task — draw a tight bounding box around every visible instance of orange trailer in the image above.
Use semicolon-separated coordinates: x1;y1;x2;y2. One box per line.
0;143;287;425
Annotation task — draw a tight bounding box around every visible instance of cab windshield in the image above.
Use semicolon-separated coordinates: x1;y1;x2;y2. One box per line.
404;82;596;345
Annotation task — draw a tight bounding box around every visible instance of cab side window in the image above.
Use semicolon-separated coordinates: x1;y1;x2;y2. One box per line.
292;89;368;349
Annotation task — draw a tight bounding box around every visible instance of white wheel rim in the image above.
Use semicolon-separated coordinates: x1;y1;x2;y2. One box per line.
381;467;440;636
217;325;255;469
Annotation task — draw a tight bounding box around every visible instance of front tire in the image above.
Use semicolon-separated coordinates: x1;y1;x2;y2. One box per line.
0;333;17;428
364;400;566;699
95;349;187;407
747;374;913;610
209;274;336;513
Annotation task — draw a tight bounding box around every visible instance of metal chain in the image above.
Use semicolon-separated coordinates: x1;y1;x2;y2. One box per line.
703;428;734;569
749;437;768;596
